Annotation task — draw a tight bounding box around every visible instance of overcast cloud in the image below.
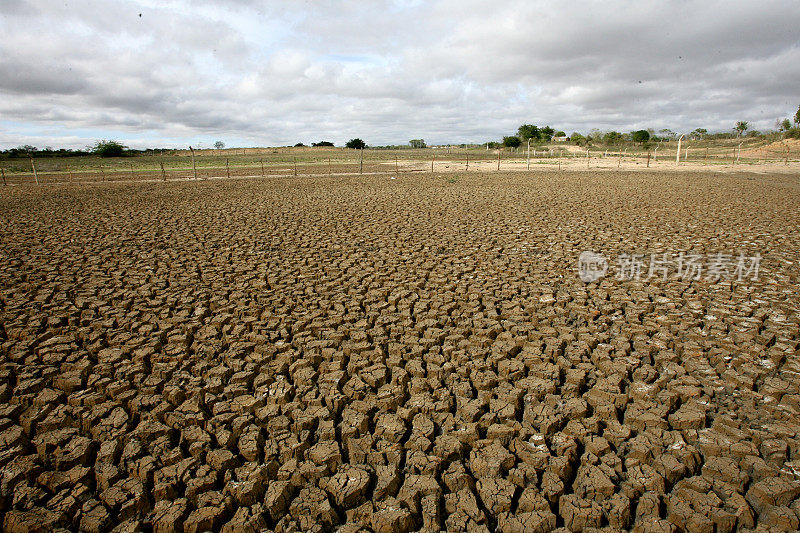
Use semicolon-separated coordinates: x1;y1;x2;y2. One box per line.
1;0;799;149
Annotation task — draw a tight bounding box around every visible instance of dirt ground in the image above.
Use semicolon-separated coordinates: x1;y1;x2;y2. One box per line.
1;170;799;532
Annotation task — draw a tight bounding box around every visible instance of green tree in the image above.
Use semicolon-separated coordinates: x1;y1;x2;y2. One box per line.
554;131;566;137
602;131;623;145
570;132;586;145
691;128;708;138
214;141;225;149
794;105;800;126
540;126;555;142
734;121;749;137
91;140;127;157
631;130;650;143
409;139;426;148
346;138;366;149
312;141;334;147
778;119;791;132
503;136;521;148
517;124;540;141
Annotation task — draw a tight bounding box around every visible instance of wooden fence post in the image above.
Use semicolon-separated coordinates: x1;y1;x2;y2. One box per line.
647;152;651;168
431;154;434;173
189;146;198;179
160;161;166;181
1;168;6;186
100;166;105;182
526;139;530;170
465;153;469;171
497;149;501;171
28;154;39;185
261;159;265;177
294;157;297;177
395;155;399;175
359;148;363;174
226;158;231;179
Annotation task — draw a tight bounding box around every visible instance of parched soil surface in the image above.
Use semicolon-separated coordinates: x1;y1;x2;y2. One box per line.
1;171;800;532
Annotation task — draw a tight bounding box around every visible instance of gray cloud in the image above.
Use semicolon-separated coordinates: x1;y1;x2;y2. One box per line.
1;0;798;149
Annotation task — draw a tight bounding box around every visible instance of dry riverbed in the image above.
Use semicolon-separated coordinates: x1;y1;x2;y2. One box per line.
1;170;799;532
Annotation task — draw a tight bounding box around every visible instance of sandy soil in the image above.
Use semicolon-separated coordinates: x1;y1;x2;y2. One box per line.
1;171;799;532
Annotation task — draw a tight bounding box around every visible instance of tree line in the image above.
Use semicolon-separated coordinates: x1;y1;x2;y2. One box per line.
493;105;800;149
5;105;798;158
0;141;171;160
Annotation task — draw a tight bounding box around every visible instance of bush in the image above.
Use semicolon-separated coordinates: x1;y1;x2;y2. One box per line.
503;136;521;148
785;128;800;139
631;130;650;143
91;140;127;157
312;141;334;147
346;138;366;149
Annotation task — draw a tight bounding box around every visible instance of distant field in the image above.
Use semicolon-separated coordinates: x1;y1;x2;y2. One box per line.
1;138;798;184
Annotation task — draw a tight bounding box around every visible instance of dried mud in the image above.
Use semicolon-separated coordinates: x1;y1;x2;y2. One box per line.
1;171;799;532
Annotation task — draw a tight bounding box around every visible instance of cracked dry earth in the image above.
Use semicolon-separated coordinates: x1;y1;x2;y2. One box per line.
1;171;800;533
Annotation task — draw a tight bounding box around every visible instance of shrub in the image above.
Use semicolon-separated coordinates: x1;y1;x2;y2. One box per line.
785;128;800;139
570;133;586;146
91;140;127;157
346;138;366;149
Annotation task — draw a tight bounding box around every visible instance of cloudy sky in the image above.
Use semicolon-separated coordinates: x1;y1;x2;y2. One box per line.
1;0;799;149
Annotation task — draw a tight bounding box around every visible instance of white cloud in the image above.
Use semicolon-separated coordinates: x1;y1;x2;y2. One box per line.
0;0;798;149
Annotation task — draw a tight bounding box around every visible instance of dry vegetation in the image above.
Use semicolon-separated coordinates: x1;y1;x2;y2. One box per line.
1;170;800;532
